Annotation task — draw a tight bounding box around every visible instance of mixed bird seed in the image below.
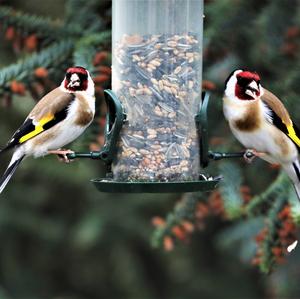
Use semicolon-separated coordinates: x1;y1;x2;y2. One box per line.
112;33;202;181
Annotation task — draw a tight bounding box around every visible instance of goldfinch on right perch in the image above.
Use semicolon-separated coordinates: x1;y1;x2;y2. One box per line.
223;69;300;200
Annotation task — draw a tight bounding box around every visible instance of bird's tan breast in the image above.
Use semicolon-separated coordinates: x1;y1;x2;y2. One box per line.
233;102;261;132
224;98;262;132
274;132;291;157
75;93;94;126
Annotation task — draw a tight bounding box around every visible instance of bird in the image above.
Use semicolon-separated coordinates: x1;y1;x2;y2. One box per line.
0;66;95;194
223;69;300;200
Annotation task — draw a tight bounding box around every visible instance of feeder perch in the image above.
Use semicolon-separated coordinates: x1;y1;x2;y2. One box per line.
68;0;251;193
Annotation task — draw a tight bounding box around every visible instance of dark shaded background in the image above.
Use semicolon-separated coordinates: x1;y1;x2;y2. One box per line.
0;0;299;298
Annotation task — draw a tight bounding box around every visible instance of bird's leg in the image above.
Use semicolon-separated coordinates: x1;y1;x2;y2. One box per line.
244;149;266;164
48;149;74;163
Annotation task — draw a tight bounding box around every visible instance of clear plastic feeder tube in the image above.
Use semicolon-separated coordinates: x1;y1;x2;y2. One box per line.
112;0;203;181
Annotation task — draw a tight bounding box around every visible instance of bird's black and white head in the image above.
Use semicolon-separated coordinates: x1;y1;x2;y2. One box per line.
224;69;263;101
62;66;94;96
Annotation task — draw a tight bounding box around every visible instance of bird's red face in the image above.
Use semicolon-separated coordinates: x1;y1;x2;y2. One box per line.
64;66;88;91
235;71;261;100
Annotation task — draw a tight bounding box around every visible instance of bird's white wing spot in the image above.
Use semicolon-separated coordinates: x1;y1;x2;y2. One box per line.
287;240;298;253
261;102;273;123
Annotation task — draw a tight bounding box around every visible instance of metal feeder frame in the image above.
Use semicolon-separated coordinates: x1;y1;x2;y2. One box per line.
67;90;251;193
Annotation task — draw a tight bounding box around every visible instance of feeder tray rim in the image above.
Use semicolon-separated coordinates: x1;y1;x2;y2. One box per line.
91;177;222;193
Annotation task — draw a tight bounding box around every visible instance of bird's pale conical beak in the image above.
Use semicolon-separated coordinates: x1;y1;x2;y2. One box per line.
245;80;259;98
68;73;80;87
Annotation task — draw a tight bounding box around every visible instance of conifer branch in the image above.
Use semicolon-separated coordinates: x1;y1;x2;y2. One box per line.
259;195;287;273
218;162;243;219
246;172;290;216
151;193;202;248
73;31;111;72
0;6;80;38
65;0;104;32
0;40;74;90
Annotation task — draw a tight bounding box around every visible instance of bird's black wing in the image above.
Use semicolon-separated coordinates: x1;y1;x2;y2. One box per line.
263;101;300;153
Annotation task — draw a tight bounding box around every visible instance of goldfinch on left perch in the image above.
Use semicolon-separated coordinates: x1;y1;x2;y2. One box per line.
0;66;95;194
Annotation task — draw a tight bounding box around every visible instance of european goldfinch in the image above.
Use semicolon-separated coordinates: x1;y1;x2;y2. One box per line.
223;69;300;199
0;66;95;194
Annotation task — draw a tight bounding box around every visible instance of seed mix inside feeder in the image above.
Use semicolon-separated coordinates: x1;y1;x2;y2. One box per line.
112;32;202;182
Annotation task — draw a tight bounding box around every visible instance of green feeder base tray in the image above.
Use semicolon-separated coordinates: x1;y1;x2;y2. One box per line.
91;177;222;193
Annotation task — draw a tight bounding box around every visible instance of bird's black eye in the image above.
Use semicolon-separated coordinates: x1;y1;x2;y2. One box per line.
66;72;72;80
78;73;88;81
237;76;249;86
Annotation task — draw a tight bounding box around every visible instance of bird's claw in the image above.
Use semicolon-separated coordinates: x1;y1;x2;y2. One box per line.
48;149;74;163
57;149;74;163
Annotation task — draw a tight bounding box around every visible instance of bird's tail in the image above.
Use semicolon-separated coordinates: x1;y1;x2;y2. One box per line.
0;152;25;194
294;182;300;200
282;160;300;201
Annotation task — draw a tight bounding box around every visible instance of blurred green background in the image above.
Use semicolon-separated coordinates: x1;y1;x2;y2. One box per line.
0;0;299;298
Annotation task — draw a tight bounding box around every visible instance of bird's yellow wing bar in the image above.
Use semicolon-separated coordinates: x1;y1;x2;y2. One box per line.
287;125;300;147
19;114;54;143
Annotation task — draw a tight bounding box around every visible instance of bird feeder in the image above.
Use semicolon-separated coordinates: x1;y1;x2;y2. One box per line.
68;0;249;193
